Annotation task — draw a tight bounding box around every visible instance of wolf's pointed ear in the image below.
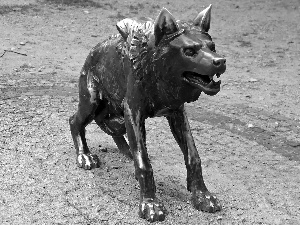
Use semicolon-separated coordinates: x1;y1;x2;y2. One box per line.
116;24;128;41
153;8;179;46
116;19;131;41
193;4;212;32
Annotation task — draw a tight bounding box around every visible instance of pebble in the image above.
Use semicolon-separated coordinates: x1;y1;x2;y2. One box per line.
101;148;108;152
20;42;26;45
38;66;45;72
247;123;254;128
111;165;121;169
12;7;21;11
217;216;223;220
249;78;258;82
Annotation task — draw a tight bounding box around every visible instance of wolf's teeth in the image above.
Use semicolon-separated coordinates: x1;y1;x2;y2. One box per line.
213;75;221;82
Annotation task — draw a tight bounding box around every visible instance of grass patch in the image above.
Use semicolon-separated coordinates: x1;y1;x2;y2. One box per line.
0;4;40;15
237;39;252;47
41;0;106;8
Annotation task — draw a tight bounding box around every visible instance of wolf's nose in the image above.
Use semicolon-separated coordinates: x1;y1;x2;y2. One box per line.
212;58;226;67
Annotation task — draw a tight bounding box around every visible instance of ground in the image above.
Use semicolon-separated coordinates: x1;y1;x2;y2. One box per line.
0;0;299;224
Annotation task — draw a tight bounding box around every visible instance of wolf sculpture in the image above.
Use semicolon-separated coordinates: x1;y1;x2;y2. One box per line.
69;5;226;222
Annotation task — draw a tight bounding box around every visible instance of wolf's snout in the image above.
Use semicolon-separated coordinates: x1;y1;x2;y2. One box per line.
212;58;226;67
212;58;226;73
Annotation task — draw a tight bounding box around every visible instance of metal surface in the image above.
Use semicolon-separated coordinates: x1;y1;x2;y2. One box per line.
69;5;226;222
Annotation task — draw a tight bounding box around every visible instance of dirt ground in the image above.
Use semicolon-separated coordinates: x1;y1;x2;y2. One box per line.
0;0;299;224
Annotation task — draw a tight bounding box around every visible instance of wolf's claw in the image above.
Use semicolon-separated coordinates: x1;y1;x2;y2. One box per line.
77;153;100;170
139;198;166;222
191;190;221;213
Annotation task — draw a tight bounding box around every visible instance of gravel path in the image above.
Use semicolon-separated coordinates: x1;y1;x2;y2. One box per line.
1;0;299;224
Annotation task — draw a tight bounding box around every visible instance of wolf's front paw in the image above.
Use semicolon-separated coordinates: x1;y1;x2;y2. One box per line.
191;190;221;213
77;153;100;170
139;198;166;222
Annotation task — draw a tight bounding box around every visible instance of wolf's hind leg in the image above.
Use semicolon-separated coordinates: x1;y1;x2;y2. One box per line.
69;72;102;170
112;136;132;159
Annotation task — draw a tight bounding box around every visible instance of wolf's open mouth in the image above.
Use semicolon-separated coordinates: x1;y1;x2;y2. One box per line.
182;71;221;95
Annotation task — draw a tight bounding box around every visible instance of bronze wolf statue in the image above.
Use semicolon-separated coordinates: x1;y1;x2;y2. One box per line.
69;4;226;222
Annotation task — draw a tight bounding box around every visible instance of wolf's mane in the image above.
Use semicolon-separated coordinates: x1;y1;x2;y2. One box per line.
117;18;154;70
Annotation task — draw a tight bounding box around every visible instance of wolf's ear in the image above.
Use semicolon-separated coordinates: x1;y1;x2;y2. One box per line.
116;18;133;41
193;4;212;32
153;8;179;46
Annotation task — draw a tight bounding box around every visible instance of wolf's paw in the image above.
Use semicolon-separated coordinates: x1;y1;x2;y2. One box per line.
191;190;221;213
139;198;166;222
77;153;100;170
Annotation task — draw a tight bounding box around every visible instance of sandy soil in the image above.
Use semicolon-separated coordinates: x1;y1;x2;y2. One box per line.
0;0;299;224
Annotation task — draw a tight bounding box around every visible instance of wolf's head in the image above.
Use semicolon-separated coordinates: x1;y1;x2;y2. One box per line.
147;5;226;98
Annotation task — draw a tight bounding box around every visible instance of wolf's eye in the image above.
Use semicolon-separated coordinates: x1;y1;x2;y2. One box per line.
207;42;216;52
184;48;196;57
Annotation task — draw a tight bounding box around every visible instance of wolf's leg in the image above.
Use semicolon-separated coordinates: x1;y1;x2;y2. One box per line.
123;100;166;222
69;72;102;170
112;136;133;159
166;106;221;213
94;115;133;159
